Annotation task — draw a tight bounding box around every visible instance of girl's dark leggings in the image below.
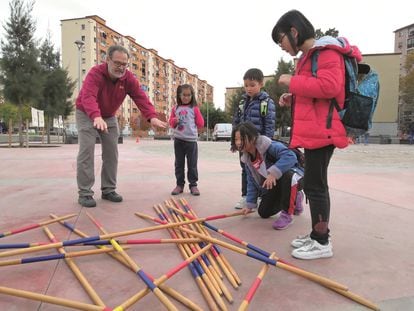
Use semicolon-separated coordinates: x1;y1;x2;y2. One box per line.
303;145;335;244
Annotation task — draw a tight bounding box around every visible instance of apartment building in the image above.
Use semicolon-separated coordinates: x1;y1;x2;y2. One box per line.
394;23;414;127
61;15;213;131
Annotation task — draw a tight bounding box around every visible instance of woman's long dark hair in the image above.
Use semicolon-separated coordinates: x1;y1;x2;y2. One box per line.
230;122;259;152
271;10;315;53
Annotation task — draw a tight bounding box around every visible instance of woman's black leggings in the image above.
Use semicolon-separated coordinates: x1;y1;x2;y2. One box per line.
303;145;335;244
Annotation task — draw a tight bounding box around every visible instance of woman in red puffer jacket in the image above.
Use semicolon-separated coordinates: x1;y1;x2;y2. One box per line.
271;9;362;260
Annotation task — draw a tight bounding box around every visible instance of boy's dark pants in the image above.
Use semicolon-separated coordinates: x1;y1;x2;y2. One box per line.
304;145;335;244
258;170;295;218
174;138;198;188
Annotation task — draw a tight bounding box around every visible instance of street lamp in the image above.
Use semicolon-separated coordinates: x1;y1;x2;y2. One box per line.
74;40;85;93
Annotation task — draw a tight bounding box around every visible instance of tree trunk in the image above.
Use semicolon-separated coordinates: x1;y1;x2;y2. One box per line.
18;105;24;147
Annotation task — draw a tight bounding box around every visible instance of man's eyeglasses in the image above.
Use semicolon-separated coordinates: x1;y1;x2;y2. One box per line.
110;58;129;68
278;33;286;46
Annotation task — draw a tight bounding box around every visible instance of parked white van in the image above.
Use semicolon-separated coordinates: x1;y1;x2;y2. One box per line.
212;123;232;141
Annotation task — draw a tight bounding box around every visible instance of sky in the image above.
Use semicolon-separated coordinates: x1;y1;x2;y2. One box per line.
0;0;412;109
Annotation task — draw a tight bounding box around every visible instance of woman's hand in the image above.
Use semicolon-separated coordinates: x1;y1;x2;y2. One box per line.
278;74;292;87
278;93;293;107
241;207;253;216
262;175;277;190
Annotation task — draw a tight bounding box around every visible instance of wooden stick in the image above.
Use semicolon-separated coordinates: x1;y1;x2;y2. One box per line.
0;213;77;238
51;214;201;311
115;242;211;311
166;200;234;304
0;247;119;267
178;227;348;291
165;203;224;297
50;213;131;268
177;198;242;287
84;212;178;311
238;253;276;311
43;226;106;307
169;199;224;279
135;211;167;224
159;204;228;311
154;205;218;311
0;286;109;311
328;287;380;311
0;217;221;259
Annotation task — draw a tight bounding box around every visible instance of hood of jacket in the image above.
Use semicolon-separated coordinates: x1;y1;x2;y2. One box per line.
312;36;362;62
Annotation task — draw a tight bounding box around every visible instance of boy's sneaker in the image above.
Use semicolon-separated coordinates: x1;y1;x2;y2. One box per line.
171;185;183;195
272;210;293;230
294;190;304;215
234;196;246;209
291;239;333;260
78;196;96;208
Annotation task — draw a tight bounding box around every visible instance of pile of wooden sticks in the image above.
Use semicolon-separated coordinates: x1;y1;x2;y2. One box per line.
0;198;380;311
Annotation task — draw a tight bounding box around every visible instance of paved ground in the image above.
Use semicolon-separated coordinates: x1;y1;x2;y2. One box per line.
0;138;413;311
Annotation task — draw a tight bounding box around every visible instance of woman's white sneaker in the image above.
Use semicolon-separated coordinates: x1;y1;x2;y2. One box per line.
291;234;312;248
291;239;333;260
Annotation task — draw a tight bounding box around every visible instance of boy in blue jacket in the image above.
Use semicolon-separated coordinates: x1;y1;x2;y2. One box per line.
233;68;276;209
231;122;303;230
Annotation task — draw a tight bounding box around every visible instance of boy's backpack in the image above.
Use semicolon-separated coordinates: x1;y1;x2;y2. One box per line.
238;97;270;119
311;38;380;137
268;138;305;170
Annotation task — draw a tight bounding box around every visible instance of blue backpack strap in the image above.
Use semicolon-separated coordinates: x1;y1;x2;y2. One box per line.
311;49;342;129
311;50;320;77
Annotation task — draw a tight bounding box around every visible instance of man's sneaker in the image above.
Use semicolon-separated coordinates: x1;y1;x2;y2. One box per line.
78;196;96;208
294;190;304;215
102;191;123;202
190;186;200;196
171;185;183;195
272;210;293;230
234;196;246;209
291;239;333;260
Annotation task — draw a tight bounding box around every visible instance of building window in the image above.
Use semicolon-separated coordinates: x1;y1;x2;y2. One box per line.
82;58;86;64
81;24;85;30
81;35;85;41
407;38;414;49
82;69;86;74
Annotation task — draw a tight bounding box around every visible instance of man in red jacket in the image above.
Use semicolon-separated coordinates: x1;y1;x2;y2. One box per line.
76;45;166;208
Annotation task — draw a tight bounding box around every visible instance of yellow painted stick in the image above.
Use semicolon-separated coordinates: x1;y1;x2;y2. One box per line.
51;214;201;311
50;213;131;267
84;212;178;311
